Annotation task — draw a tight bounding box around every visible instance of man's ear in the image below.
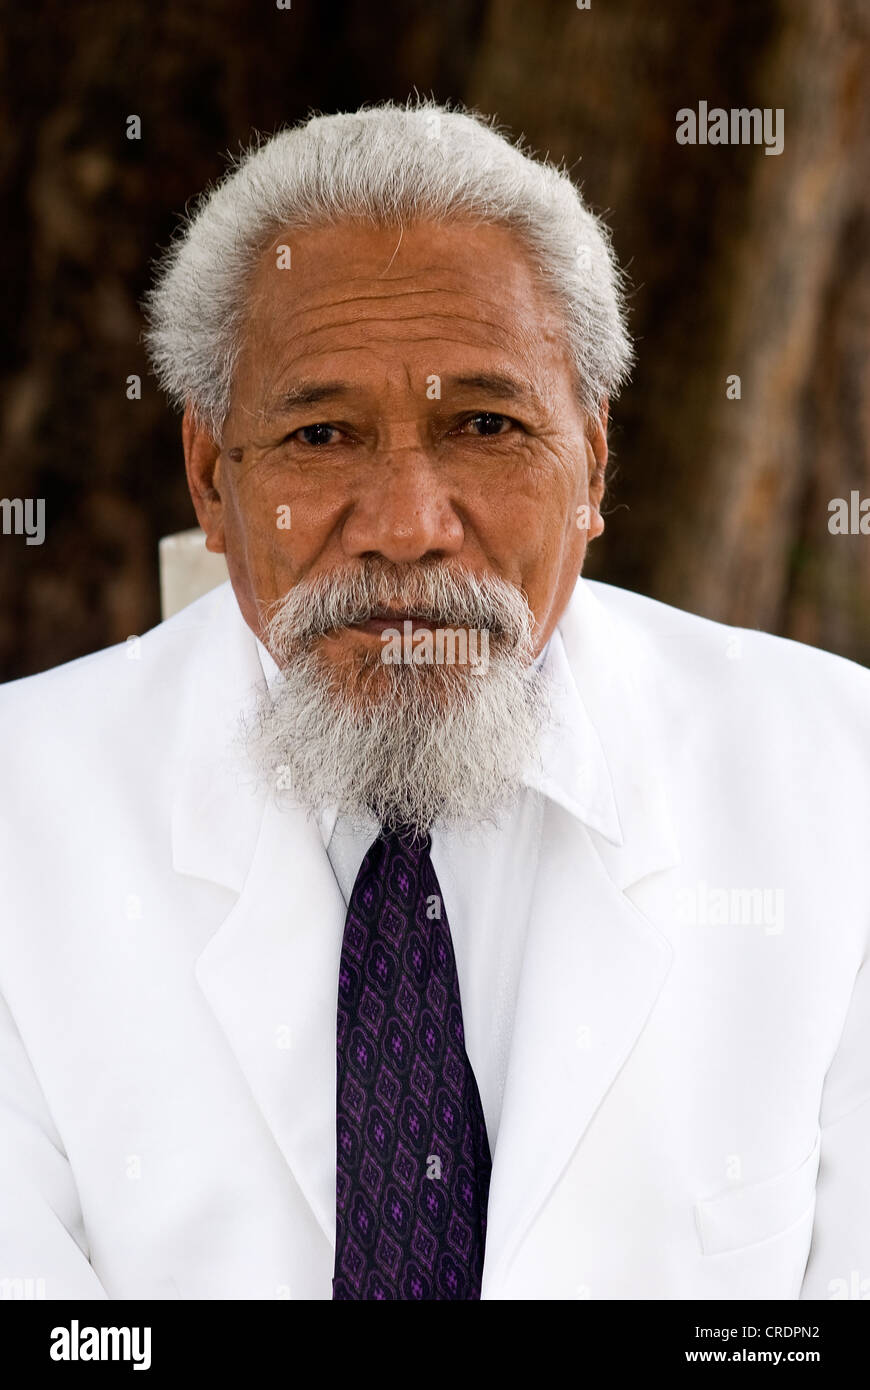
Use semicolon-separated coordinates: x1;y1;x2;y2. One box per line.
588;398;609;511
182;402;226;555
583;403;608;536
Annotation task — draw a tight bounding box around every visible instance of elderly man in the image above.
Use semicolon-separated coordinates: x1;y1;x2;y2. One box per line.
1;101;868;1303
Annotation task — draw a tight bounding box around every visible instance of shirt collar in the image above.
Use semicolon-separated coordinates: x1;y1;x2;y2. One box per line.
253;624;619;848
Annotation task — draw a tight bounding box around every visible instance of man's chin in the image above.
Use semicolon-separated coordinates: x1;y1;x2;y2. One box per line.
310;640;488;713
243;622;552;834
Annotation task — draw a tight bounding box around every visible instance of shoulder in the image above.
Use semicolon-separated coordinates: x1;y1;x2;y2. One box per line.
580;578;870;712
0;580;238;748
571;579;870;795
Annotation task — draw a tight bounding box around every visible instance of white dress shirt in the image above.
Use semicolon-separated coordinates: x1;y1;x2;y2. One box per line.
254;629;595;1155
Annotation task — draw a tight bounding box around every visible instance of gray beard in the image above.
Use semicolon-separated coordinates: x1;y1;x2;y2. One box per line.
240;562;553;836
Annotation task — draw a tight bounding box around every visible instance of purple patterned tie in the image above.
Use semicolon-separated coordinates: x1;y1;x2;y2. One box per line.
332;824;492;1299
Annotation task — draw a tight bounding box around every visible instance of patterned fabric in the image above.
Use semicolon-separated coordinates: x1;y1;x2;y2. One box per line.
332;824;492;1299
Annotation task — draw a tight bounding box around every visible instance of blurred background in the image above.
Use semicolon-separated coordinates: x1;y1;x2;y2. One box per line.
1;0;869;681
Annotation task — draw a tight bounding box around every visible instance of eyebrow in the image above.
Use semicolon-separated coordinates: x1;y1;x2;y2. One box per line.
441;372;537;406
264;370;538;419
266;382;354;416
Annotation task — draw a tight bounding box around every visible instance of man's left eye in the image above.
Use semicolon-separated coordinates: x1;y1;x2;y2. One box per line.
293;423;342;446
456;413;514;437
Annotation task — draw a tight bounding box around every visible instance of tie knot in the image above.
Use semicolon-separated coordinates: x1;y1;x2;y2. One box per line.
387;822;431;860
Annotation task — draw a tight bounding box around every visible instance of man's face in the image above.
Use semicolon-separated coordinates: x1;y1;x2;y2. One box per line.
184;218;607;671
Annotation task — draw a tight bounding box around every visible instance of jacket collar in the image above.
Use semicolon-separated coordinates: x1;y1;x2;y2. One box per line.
170;581;267;894
171;574;678;887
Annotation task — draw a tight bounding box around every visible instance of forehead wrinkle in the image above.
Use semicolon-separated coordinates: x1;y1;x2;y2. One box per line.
320;279;524;304
279;278;501;302
250;273;553;322
287;314;536;343
257;258;526;294
258;288;546;332
268;312;544;358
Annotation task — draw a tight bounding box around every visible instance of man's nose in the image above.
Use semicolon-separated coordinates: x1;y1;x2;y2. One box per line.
342;449;465;564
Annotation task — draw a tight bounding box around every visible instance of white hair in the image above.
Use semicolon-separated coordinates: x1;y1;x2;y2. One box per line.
239;558;553;835
144;98;633;437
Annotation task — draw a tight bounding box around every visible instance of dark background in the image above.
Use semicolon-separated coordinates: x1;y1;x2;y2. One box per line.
1;0;869;681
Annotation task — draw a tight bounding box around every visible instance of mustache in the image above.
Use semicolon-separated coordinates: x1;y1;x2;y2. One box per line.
259;561;534;651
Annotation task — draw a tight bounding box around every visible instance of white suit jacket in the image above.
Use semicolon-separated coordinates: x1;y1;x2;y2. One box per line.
1;576;868;1300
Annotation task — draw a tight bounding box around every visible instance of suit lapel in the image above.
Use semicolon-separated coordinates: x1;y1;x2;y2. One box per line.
171;582;345;1251
481;578;680;1294
194;796;346;1249
479;811;675;1294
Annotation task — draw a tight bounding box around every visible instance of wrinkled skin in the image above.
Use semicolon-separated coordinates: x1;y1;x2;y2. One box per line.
183;219;608;673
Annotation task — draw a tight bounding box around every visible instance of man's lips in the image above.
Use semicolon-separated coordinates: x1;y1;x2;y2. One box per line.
348;613;440;636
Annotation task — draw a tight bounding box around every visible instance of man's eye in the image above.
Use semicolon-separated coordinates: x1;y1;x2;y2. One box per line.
291;423;342;446
455;413;514;437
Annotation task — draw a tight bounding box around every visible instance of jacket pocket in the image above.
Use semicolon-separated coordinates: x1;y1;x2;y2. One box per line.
695;1129;821;1257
